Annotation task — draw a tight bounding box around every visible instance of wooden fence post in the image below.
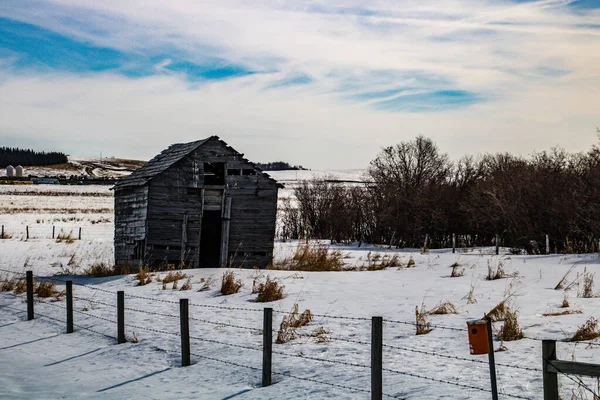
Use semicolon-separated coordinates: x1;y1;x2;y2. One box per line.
78;227;82;240
495;234;499;255
180;299;190;367
542;340;559;400
486;318;498;400
1;225;4;238
26;271;34;320
117;291;125;344
66;281;73;333
26;226;29;240
52;225;55;239
372;316;383;400
263;307;273;387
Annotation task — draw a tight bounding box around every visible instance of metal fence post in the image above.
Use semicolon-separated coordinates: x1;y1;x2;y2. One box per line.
78;227;82;240
26;271;34;320
542;340;559;400
26;226;29;240
372;316;383;400
52;225;55;239
66;281;73;333
263;307;273;387
117;291;125;344
486;318;498;400
180;299;191;367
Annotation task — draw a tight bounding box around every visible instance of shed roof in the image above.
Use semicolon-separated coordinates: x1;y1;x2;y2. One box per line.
114;136;282;189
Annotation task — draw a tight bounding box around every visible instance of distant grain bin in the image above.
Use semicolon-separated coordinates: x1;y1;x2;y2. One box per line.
113;136;283;269
6;165;14;177
15;165;24;177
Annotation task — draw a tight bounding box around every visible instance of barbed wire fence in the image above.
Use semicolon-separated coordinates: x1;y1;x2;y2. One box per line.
1;268;599;399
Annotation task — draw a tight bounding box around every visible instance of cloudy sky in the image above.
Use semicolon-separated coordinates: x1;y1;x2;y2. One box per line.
0;0;599;168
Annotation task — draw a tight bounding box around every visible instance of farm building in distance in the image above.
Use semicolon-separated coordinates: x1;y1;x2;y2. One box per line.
113;136;282;269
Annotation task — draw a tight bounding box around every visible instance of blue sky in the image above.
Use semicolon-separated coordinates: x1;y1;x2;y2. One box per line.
0;0;599;168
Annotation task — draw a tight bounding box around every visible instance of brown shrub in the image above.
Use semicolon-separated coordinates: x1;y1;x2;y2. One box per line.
486;260;516;280
180;279;192;291
274;244;344;271
35;281;64;299
221;270;243;295
256;277;285;302
310;326;330;343
427;301;458;315
135;267;152;286
0;276;16;292
581;269;595;298
363;252;400;271
275;304;313;344
497;308;523;341
569;317;600;342
161;271;187;284
486;301;507;322
198;277;214;292
13;279;27;295
415;306;432;335
85;263;132;277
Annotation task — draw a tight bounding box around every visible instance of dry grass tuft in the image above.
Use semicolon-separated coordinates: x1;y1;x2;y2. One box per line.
180;279;192;291
406;257;416;268
0;232;13;239
465;283;477;304
285;244;345;271
561;293;570;308
555;265;576;290
450;263;465;277
497;307;523;341
13;279;27;295
198;277;214;292
486;260;517;280
161;270;187;284
275;304;314;344
162;281;167;290
581;269;595;298
362;252;401;271
542;310;583;317
310;326;330;343
569;317;600;342
255;277;285;302
55;230;76;243
0;276;17;292
172;279;178;290
85;263;132;277
135;267;152;286
221;270;243;295
35;281;64;299
486;301;507;322
427;301;458;315
415;306;432;335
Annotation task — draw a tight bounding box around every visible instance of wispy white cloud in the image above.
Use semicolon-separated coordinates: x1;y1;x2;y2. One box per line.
0;0;599;167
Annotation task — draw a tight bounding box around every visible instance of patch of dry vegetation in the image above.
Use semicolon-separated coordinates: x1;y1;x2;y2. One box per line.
255;277;285;302
569;317;600;342
427;301;458;315
362;252;401;271
85;263;133;277
406;257;416;268
486;301;508;322
561;293;570;308
135;267;152;286
276;304;314;344
581;268;595;298
555;265;576;290
542;310;583;317
55;230;76;243
497;308;523;341
180;279;192;291
486;260;517;281
35;281;64;299
221;270;243;295
198;277;214;292
415;306;432;335
161;270;187;284
271;244;345;271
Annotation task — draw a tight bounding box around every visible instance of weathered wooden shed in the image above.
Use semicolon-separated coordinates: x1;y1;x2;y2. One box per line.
113;136;282;269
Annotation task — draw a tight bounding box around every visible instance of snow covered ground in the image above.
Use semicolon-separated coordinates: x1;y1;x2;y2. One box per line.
1;183;599;399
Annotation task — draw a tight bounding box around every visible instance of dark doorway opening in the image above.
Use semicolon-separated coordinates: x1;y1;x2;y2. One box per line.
200;210;222;267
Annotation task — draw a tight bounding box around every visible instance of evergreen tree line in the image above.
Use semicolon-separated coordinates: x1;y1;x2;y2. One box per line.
0;147;68;168
256;161;306;171
279;136;600;253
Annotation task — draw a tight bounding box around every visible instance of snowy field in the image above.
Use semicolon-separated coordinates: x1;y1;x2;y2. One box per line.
1;182;600;399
